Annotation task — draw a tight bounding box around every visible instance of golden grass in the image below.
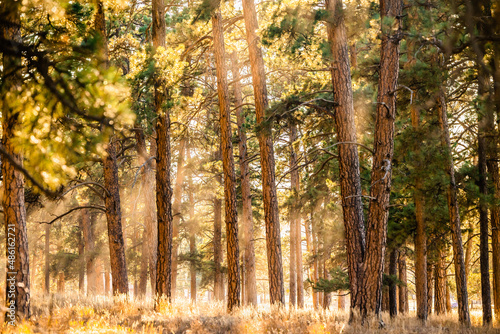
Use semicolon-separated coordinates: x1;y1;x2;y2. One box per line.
1;295;498;333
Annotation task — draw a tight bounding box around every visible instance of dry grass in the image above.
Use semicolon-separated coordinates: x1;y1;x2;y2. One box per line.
1;295;499;333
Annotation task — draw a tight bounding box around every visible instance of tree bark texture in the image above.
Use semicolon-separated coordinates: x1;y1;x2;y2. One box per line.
434;248;447;315
474;9;494;321
489;135;500;320
94;0;129;296
398;250;408;313
478;128;493;324
231;51;257;306
389;249;397;317
212;11;241;310
437;90;471;326
411;104;428;320
427;262;434;315
325;0;366;312
103;140;129;295
241;0;284;305
490;11;500;322
153;0;174;303
362;0;402;315
1;1;30;320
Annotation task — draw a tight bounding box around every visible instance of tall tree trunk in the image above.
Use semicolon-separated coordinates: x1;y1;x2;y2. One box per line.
478;129;493;324
94;0;129;296
398;249;408;314
437;90;471;326
434;248;447;315
231;51;257;306
389;249;397;317
103;139;129;295
172;137;186;299
325;0;366;312
489;139;500;321
153;0;174;303
136;128;156;297
241;0;284;305
427;262;434;315
474;9;493;320
412;104;428;320
45;225;50;294
82;209;97;295
362;0;402;315
212;11;240;310
490;22;500;324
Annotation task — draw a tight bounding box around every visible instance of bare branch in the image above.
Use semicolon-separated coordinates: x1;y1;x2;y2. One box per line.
39;205;106;225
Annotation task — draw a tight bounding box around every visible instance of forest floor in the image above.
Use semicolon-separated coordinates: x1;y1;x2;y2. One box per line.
1;294;499;333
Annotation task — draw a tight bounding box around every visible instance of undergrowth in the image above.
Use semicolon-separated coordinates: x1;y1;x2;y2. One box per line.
0;294;498;333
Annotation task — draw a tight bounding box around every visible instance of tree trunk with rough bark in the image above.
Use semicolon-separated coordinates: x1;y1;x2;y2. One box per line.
427;262;434;315
389;249;397;317
489;137;500;320
94;0;129;296
478;130;493;324
241;0;284;305
398;250;408;314
231;51;257;306
411;104;428;320
437;90;471;326
474;12;493;321
326;0;401;317
434;248;447;315
325;0;366;312
153;0;174;303
491;33;500;325
212;11;241;310
103;139;129;295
